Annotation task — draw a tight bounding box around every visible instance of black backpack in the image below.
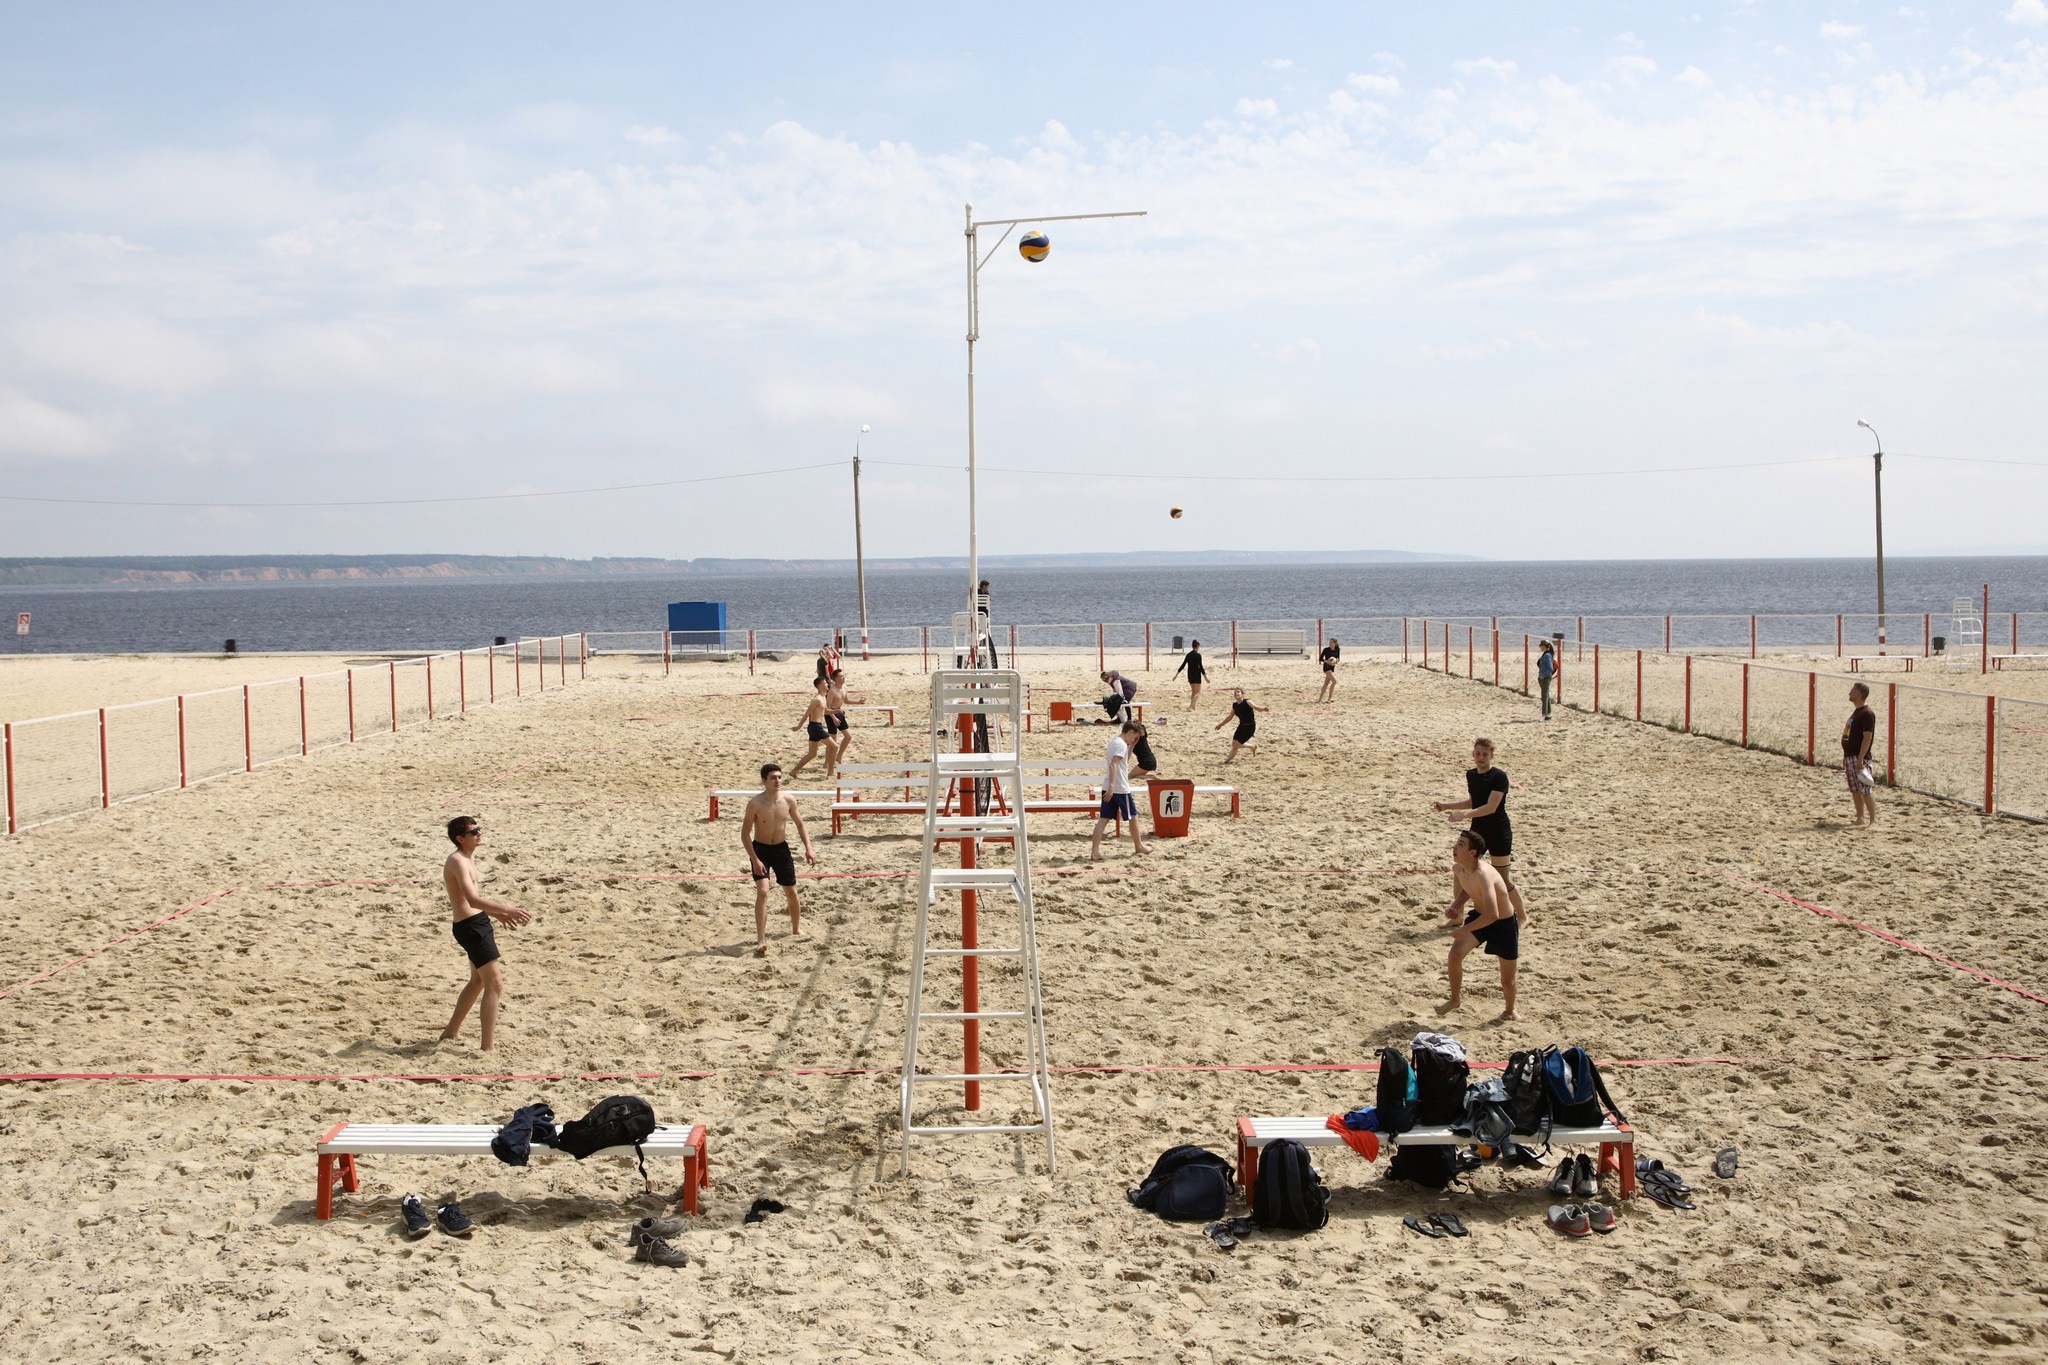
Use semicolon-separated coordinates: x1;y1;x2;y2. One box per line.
1411;1032;1470;1126
1385;1142;1462;1190
1543;1047;1628;1129
1251;1139;1330;1231
1502;1048;1552;1142
1127;1145;1233;1223
557;1095;659;1188
1374;1046;1417;1135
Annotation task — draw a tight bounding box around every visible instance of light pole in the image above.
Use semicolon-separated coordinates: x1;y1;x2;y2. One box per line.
963;202;1146;661
1858;419;1886;652
852;424;871;660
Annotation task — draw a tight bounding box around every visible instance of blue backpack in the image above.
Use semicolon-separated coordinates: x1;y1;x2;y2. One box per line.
1542;1046;1626;1129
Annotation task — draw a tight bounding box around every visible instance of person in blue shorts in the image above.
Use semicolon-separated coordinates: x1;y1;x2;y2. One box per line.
1088;721;1150;860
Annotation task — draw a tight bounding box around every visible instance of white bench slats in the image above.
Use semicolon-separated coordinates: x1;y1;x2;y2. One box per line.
1232;1113;1637;1203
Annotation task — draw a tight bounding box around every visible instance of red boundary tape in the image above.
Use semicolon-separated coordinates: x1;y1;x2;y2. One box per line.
0;888;240;1001
1710;870;2048;1008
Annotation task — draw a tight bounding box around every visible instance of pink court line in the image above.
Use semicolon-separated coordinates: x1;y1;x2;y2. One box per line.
1710;869;2048;1009
11;1051;2047;1087
0;888;241;1001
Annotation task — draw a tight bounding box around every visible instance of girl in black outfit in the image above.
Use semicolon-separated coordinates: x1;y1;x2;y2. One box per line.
1172;639;1207;709
1317;637;1340;702
1431;737;1526;923
1214;688;1264;764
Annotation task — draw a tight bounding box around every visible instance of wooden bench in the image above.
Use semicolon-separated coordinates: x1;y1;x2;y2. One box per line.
845;704;898;725
707;788;836;820
1237;629;1308;656
1845;656;1916;673
1232;1114;1635;1205
314;1120;711;1219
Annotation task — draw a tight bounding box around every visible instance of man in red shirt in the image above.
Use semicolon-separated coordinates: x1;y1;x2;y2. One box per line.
1842;682;1878;827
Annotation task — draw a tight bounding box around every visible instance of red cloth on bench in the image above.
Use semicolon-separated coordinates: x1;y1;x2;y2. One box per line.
1325;1116;1380;1161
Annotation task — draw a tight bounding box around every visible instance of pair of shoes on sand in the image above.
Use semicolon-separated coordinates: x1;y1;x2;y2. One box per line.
400;1195;472;1239
1546;1153;1600;1199
630;1216;690;1267
1546;1202;1617;1236
1636;1157;1701;1210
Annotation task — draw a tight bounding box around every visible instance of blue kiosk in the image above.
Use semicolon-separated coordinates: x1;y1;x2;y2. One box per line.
666;601;728;653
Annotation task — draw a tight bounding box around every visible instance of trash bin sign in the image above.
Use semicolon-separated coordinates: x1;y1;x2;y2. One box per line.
1147;778;1195;838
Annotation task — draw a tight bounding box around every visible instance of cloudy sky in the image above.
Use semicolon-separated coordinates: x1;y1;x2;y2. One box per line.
2;2;2045;562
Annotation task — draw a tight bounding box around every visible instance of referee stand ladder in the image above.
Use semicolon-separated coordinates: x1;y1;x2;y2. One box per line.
900;668;1055;1174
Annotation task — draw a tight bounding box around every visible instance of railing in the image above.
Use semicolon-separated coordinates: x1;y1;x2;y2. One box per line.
1410;627;2041;823
3;634;588;835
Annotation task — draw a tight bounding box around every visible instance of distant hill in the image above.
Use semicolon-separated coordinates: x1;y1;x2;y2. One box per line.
0;548;1475;586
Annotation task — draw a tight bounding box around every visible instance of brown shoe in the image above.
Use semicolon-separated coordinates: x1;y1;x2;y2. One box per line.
634;1236;690;1267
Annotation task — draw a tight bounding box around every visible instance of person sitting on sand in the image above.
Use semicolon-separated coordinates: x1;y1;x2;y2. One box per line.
1437;829;1517;1021
1215;688;1263;763
440;816;533;1051
1089;722;1150;860
741;764;817;956
788;678;835;780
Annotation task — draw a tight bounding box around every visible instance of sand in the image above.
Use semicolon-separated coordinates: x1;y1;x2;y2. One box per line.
3;648;2046;1363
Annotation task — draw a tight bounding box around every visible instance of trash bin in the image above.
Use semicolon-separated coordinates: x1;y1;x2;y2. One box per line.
1147;778;1195;838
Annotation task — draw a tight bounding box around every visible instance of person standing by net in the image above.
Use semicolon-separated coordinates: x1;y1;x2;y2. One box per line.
1842;682;1878;827
1173;639;1207;710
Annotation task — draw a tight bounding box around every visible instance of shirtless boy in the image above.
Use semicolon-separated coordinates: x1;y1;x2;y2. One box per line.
740;763;817;956
788;677;835;780
824;668;862;767
440;816;533;1051
1432;737;1525;922
1436;829;1519;1021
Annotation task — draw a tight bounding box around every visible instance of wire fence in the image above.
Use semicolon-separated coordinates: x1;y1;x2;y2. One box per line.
1411;627;2040;823
3;635;589;835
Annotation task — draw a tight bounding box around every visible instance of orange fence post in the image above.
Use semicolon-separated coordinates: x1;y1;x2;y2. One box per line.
1749;615;1757;659
2013;611;2020;657
1983;583;1990;675
1576;616;1583;661
1522;635;1530;693
1886;683;1897;785
1923;614;1930;659
580;632;588;678
1097;623;1105;673
558;635;566;686
458;651;467;714
1635;650;1642;722
1466;625;1474;679
1741;664;1750;747
390;660;400;727
299;676;309;755
1493;630;1500;687
426;656;435;721
243;685;253;771
1403;618;1410;663
922;626;929;674
1317;618;1324;653
1146;621;1152;671
1836;615;1843;657
347;671;355;740
1009;624;1017;660
1684;656;1692;732
1231;620;1239;668
515;642;522;697
3;721;14;833
1593;645;1601;715
663;630;671;676
1985;695;1997;814
1419;620;1428;668
99;707;110;808
748;629;756;676
488;647;496;703
537;640;545;694
1806;671;1816;765
1664;615;1671;651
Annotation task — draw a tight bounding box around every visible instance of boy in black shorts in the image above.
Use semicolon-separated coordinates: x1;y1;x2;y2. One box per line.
1432;737;1525;922
439;816;533;1051
788;677;835;780
741;763;817;956
1437;829;1518;1021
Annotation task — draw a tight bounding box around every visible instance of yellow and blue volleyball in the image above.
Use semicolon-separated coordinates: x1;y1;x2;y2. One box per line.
1019;230;1050;263
1169;506;1183;519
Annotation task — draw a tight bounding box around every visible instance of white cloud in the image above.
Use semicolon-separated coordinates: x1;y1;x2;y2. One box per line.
1454;57;1518;80
0;387;122;459
1347;73;1403;96
1676;65;1714;88
1257;339;1321;365
750;376;904;426
1372;51;1404;68
624;124;682;147
1609;54;1659;80
1263;57;1292;70
1820;21;1865;40
2008;0;2048;24
1236;97;1279;119
253;325;623;398
11;313;233;396
1898;6;1927;17
1614;31;1645;49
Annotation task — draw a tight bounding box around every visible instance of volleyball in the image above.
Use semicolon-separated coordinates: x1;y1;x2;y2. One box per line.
1169;506;1183;519
1019;230;1050;263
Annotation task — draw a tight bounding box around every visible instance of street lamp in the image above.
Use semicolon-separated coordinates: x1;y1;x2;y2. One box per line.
852;424;871;661
962;202;1146;661
1857;419;1886;652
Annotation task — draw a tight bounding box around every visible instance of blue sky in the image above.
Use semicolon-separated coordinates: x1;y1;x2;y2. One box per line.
2;2;2045;560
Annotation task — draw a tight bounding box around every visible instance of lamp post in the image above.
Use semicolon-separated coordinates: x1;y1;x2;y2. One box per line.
963;202;1146;662
852;424;871;661
1858;419;1886;653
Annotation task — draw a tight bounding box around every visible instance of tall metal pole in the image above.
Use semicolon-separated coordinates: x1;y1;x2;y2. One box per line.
853;424;871;660
1859;420;1887;652
965;204;981;654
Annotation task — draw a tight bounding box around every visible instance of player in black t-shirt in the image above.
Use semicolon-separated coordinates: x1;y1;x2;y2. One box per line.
1842;682;1878;826
1317;638;1340;703
1432;737;1526;925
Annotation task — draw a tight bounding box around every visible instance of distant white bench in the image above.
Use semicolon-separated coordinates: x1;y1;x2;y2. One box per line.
1232;1114;1635;1206
315;1120;711;1219
1237;629;1308;656
1845;656;1917;673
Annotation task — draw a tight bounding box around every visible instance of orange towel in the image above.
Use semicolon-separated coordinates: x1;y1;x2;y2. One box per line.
1326;1115;1380;1161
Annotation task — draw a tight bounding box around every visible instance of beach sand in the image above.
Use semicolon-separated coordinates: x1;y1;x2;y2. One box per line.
3;650;2046;1362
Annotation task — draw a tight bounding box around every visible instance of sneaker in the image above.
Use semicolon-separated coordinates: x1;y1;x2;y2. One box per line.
435;1201;474;1237
1573;1152;1598;1199
1585;1201;1617;1234
1548;1158;1576;1197
631;1216;687;1246
634;1236;690;1267
1547;1203;1591;1238
399;1194;432;1240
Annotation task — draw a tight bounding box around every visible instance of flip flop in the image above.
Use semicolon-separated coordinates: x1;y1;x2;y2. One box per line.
743;1197;787;1224
1643;1181;1695;1211
1428;1212;1469;1238
1713;1147;1739;1179
1635;1159;1693;1195
1403;1215;1447;1239
1202;1221;1238;1251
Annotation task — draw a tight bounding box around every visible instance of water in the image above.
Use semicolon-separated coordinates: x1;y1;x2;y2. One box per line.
2;556;2042;654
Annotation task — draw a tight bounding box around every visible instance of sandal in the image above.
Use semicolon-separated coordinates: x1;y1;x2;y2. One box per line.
1643;1181;1695;1211
1202;1221;1239;1251
1403;1215;1446;1239
1428;1212;1469;1238
1635;1158;1693;1195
